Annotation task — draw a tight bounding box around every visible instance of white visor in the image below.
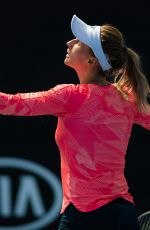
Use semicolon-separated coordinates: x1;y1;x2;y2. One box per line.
71;15;112;71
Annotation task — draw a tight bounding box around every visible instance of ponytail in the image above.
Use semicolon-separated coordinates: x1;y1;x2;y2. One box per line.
100;23;149;112
114;48;150;112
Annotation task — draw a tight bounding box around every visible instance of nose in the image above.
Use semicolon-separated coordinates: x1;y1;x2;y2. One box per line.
66;39;76;48
66;41;71;47
66;40;73;48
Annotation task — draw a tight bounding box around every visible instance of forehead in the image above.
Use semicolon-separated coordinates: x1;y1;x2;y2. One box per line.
72;38;89;48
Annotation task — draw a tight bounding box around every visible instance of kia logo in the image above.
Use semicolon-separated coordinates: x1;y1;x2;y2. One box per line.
0;157;62;230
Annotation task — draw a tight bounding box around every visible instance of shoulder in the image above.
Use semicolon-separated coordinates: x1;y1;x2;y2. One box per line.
50;84;74;91
51;83;89;95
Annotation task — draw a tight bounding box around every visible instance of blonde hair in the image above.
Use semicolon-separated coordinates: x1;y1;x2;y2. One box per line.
100;24;150;112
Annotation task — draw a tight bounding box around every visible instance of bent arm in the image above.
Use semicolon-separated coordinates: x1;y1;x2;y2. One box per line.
134;106;150;131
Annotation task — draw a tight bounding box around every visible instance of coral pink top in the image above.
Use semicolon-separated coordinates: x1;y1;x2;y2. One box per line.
0;83;150;214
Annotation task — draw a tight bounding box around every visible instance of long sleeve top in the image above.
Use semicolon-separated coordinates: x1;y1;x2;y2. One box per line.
0;83;150;214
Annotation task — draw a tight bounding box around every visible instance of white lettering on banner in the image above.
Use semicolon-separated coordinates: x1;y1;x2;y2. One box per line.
0;157;62;230
0;176;12;217
15;176;46;217
0;176;45;217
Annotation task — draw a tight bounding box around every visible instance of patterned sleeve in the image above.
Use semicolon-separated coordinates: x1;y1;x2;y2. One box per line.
0;84;88;117
133;105;150;130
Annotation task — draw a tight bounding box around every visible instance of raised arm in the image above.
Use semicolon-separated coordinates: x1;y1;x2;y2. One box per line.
0;84;71;116
0;84;88;117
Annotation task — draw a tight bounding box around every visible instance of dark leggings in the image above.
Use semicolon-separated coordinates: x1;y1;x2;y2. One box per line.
57;197;140;230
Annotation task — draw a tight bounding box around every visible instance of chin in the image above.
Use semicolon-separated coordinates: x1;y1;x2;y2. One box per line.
64;58;77;72
64;58;68;65
64;58;72;67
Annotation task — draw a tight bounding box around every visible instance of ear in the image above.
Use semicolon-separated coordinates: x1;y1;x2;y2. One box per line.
88;59;93;64
88;57;97;64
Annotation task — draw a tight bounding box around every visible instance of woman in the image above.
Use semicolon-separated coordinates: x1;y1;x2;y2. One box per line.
0;15;149;229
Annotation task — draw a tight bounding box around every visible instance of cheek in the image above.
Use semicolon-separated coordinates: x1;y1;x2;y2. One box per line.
72;50;88;64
